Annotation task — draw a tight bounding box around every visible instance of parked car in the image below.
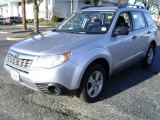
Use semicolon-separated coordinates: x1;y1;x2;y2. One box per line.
2;18;6;25
0;18;4;24
3;16;22;25
4;5;158;103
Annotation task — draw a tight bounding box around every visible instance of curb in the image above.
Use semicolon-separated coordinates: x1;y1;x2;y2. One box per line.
0;30;33;34
16;25;54;28
11;30;33;33
6;36;30;41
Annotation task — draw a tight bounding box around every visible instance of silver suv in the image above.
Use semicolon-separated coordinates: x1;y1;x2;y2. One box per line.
4;16;22;25
4;5;158;103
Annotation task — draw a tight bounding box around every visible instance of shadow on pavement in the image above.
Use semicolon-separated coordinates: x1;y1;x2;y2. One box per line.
103;46;160;99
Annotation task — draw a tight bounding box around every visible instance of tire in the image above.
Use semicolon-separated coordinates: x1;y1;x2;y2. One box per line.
12;22;16;26
79;64;107;103
141;44;155;68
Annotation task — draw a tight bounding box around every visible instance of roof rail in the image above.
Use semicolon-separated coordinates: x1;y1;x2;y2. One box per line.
80;6;105;10
119;4;145;9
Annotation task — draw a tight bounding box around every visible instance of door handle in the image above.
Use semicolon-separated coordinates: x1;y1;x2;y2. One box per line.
132;36;137;39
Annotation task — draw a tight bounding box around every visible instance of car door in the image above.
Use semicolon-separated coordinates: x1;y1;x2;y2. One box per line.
108;12;134;70
129;11;148;56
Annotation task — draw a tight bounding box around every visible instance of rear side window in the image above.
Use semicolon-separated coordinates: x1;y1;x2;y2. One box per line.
143;12;154;26
131;11;146;30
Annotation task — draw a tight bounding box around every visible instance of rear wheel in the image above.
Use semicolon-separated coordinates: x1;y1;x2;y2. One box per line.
79;64;107;103
141;44;155;68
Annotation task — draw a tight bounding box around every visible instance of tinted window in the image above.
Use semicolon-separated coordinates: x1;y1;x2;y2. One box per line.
131;12;146;30
143;12;154;26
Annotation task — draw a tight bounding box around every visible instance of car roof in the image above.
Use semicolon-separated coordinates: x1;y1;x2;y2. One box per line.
79;5;148;12
80;6;118;12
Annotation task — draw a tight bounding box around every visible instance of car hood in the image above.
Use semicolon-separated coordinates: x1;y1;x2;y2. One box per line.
10;31;101;55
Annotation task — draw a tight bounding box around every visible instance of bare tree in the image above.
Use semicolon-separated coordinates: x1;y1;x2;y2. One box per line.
117;0;129;6
33;0;43;33
93;0;99;6
93;0;129;6
83;0;100;6
22;0;27;30
134;0;160;14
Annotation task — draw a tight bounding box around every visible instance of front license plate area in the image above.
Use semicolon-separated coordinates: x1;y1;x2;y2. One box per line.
10;69;20;82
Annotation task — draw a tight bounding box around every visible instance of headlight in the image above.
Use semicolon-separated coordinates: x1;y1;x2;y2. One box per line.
31;52;71;68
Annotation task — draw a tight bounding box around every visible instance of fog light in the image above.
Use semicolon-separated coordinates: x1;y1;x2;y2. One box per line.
48;85;61;95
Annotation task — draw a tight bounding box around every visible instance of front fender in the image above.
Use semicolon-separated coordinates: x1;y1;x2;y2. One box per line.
70;47;112;88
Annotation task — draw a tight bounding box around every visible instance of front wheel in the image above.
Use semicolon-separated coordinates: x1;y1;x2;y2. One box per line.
80;64;107;103
141;44;155;68
11;22;16;26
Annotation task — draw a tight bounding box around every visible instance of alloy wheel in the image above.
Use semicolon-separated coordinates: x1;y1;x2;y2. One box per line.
87;71;104;98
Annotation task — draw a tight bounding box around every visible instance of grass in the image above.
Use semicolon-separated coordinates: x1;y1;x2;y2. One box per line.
39;21;58;27
28;21;58;27
9;32;35;39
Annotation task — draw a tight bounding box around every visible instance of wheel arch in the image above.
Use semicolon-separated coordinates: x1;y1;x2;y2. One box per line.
150;40;157;53
87;58;110;75
76;57;110;97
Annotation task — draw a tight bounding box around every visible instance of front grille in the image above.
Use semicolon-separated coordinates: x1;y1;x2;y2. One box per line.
7;51;34;69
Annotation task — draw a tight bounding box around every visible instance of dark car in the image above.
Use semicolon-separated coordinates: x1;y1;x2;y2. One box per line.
4;16;22;25
0;18;4;24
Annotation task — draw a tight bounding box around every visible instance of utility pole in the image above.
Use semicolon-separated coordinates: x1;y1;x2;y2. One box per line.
22;0;27;30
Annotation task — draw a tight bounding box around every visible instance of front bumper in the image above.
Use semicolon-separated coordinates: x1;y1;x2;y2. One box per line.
4;60;82;96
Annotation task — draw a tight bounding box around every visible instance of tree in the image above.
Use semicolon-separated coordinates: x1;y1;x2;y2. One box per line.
33;0;43;33
117;0;129;6
92;0;129;6
134;0;160;14
22;0;27;30
84;0;99;6
93;0;99;6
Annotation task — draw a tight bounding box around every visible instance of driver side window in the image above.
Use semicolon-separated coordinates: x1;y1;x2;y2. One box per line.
116;12;132;30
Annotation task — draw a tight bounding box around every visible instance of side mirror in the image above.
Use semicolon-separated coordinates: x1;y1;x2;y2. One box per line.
113;26;129;36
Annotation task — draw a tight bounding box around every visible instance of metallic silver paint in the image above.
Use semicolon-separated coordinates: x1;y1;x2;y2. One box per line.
4;6;158;93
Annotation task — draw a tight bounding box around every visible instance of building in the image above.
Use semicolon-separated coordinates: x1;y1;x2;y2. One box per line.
0;0;118;19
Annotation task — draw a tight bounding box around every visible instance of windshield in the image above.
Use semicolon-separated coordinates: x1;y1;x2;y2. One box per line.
56;11;115;34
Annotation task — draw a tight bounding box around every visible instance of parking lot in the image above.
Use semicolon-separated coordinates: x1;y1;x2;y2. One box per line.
0;25;160;120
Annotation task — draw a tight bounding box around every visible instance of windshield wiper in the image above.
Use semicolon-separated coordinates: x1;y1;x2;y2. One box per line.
67;31;86;34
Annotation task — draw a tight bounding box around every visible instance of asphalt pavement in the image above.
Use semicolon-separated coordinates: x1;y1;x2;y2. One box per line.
0;25;160;120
